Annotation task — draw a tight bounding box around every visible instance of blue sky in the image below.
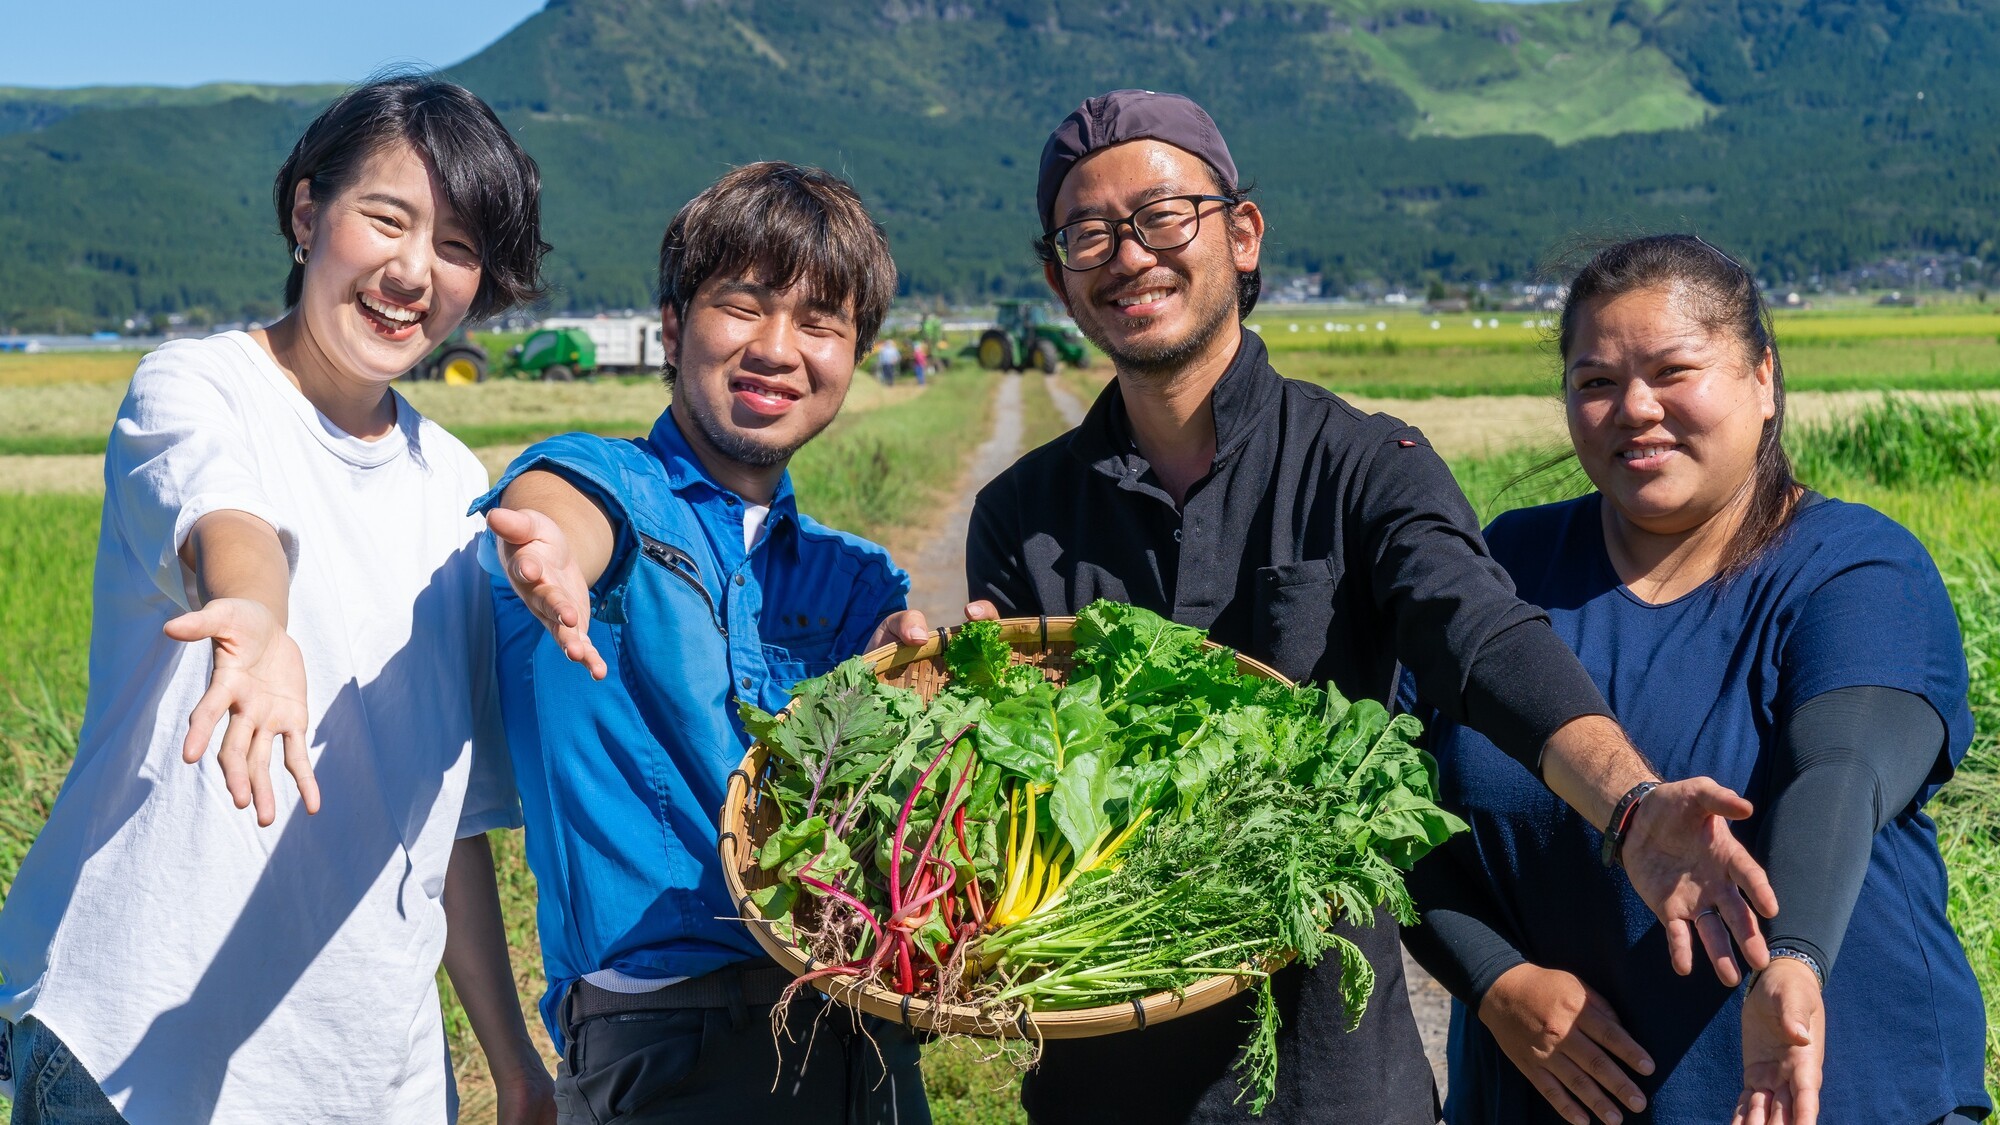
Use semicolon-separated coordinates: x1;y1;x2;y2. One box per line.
3;1;548;88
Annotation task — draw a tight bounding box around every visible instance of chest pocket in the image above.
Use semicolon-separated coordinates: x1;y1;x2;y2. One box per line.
1251;557;1342;682
761;609;842;682
633;532;726;637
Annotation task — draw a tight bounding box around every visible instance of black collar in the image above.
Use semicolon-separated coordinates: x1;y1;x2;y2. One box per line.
1069;330;1283;479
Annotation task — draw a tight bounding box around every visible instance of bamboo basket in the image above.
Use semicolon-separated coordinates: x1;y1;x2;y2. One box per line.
717;616;1294;1039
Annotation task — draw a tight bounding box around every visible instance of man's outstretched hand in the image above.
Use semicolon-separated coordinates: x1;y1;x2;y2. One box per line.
488;506;607;681
1621;777;1779;985
164;597;315;826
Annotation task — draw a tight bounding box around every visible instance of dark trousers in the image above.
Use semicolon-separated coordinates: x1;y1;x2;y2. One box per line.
554;980;931;1125
1019;906;1439;1125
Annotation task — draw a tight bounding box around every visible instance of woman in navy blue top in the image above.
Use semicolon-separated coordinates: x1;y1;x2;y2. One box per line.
1402;235;1988;1125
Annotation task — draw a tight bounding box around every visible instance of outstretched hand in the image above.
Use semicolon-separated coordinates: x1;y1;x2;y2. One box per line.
1620;777;1779;985
1733;958;1823;1125
487;506;607;680
163;597;315;826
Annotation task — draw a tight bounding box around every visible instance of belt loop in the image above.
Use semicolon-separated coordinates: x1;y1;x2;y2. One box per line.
723;966;750;1033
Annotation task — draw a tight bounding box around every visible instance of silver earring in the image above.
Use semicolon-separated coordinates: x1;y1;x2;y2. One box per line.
293;245;309;266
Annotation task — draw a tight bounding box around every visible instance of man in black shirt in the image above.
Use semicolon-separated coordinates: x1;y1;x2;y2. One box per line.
963;90;1783;1124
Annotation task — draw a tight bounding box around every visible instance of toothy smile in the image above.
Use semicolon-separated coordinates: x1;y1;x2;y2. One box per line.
1112;288;1174;309
359;293;426;325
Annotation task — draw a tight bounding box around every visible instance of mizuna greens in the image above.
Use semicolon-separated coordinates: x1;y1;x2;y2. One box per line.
739;601;1464;1111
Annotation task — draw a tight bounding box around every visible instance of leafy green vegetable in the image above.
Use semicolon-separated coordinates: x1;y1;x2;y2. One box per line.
742;602;1466;1114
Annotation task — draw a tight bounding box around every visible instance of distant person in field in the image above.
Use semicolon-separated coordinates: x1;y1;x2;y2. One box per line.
912;338;929;384
477;161;933;1125
877;334;901;385
962;90;1783;1125
1401;235;1990;1125
0;76;554;1124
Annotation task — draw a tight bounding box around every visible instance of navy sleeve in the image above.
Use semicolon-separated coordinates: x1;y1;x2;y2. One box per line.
1403;833;1529;1008
1758;686;1946;975
471;434;646;601
1359;432;1611;770
1777;522;1974;795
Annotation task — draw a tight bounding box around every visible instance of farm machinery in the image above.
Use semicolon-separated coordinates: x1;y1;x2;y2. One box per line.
402;328;487;384
974;299;1092;373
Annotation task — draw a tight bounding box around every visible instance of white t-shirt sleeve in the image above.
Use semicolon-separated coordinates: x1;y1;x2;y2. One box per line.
450;447;523;838
105;341;300;610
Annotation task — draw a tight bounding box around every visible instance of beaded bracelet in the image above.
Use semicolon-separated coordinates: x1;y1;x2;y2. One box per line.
1758;945;1827;990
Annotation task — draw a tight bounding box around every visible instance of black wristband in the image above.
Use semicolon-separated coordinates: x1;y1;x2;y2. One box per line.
1600;780;1660;868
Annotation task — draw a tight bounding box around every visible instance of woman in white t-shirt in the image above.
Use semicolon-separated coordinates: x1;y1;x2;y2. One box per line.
0;77;554;1125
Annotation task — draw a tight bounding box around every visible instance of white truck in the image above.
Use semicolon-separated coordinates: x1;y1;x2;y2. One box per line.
541;315;668;373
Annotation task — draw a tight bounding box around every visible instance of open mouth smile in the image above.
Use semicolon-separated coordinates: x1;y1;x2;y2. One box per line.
1105;287;1176;317
731;376;803;417
1617;443;1682;471
357;292;428;339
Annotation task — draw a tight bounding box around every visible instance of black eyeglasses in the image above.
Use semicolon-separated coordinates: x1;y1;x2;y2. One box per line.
1043;194;1235;272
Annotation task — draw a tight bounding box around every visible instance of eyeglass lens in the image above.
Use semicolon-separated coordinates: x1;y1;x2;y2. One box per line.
1057;198;1204;269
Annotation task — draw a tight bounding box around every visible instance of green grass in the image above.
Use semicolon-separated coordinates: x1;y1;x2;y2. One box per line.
786;372;991;543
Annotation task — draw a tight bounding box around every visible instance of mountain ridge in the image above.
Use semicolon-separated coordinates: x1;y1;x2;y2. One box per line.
3;0;1996;326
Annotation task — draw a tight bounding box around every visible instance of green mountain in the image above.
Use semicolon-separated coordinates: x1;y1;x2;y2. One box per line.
3;0;1996;327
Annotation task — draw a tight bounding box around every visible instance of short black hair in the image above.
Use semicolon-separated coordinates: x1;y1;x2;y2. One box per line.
655;162;896;384
1033;161;1259;319
274;74;548;320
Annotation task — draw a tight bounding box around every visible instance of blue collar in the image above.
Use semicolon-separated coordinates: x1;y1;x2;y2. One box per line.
647;407;798;516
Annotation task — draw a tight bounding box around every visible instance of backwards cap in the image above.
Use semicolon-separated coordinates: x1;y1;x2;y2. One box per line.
1036;89;1238;232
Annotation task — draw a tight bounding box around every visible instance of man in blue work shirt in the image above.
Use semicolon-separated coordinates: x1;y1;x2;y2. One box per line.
474;162;934;1124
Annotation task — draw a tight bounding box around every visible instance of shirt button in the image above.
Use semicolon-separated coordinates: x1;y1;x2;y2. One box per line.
734;575;746;586
740;675;753;689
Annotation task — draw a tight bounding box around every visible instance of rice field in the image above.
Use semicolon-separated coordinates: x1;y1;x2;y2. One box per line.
0;366;1994;1118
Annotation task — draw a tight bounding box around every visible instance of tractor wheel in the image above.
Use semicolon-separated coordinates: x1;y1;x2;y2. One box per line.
976;330;1013;371
439;350;485;385
1034;338;1061;374
543;364;575;383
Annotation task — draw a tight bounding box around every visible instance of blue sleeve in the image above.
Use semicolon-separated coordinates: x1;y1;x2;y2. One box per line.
1778;522;1974;795
469;434;647;599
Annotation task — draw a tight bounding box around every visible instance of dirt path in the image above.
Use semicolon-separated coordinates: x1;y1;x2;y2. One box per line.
1043;374;1087;429
904;375;1026;623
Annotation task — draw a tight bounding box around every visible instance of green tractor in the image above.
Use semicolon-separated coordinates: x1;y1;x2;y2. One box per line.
403;328;487;384
511;326;597;382
974;299;1091;373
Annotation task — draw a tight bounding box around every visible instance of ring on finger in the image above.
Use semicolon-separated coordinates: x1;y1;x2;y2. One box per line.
1695;908;1721;923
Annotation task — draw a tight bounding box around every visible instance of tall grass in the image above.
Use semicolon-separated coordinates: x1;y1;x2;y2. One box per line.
786;373;990;543
1791;397;2000;488
1933;551;2000;1076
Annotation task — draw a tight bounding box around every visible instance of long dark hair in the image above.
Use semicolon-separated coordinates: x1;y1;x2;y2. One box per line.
273;74;548;320
1558;234;1797;576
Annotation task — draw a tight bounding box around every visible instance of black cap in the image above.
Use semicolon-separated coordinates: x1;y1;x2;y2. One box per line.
1036;89;1238;232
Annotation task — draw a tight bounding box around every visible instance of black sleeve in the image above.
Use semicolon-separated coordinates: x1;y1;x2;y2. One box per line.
1359;430;1611;770
1402;832;1529;1009
965;476;1039;616
1758;685;1946;975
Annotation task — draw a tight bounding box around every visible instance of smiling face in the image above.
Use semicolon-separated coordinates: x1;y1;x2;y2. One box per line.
665;273;857;472
1565;283;1776;537
289;140;481;384
1044;140;1261;376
